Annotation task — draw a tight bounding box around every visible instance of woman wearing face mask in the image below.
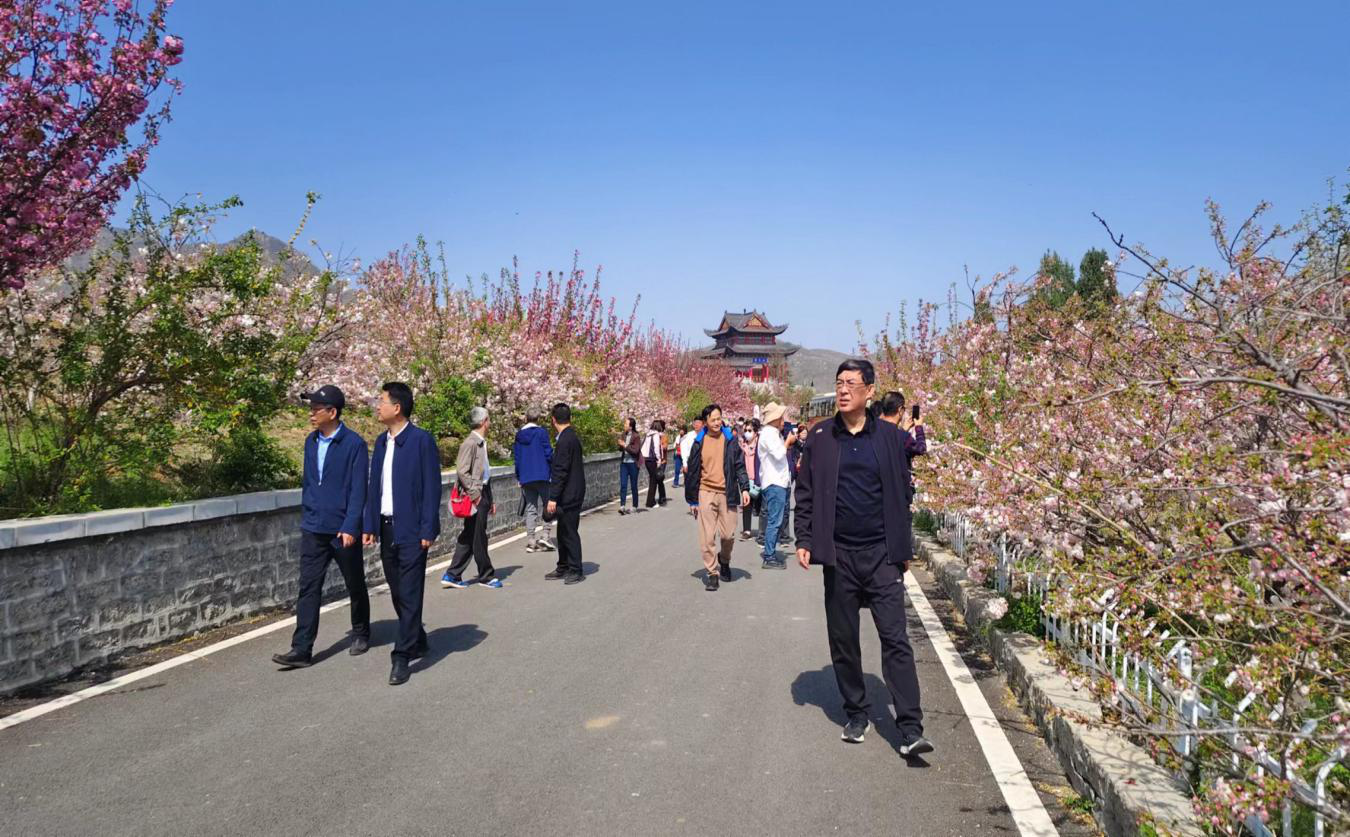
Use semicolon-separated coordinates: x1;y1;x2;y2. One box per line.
739;420;761;539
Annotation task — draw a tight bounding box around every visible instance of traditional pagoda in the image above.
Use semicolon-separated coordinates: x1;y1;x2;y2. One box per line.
701;310;799;383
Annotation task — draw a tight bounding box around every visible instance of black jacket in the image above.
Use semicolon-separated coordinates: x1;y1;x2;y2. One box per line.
794;412;913;566
549;426;586;510
683;426;750;508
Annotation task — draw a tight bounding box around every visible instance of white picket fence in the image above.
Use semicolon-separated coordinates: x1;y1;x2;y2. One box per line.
935;511;1346;837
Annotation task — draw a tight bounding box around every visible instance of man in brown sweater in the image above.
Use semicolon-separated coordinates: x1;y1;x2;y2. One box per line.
683;404;750;591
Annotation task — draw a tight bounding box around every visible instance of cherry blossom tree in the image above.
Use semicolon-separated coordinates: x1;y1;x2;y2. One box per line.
1;0;183;290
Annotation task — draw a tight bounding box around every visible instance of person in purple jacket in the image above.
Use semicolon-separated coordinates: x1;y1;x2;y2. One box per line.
513;408;555;553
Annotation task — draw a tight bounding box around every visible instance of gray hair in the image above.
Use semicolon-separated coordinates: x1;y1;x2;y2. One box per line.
469;406;489;429
525;407;542;424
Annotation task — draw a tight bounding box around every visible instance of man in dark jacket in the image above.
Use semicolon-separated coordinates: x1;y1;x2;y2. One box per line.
684;403;750;591
362;382;442;686
272;385;371;669
795;360;932;757
513;409;555;553
545;402;587;584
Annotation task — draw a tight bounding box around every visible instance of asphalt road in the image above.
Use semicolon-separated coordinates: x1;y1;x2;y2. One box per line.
0;501;1097;836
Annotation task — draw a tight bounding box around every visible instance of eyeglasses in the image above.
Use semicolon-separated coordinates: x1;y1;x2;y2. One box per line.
834;379;868;392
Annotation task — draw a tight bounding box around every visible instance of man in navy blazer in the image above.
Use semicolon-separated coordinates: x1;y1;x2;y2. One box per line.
362;381;442;686
272;385;371;669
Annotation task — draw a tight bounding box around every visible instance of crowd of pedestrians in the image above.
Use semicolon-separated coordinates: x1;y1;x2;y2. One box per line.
270;359;935;760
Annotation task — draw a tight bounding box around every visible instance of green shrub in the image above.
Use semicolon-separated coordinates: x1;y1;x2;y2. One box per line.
570;398;620;458
994;594;1046;638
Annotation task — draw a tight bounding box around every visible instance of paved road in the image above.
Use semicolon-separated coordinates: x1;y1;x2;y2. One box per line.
0;501;1095;836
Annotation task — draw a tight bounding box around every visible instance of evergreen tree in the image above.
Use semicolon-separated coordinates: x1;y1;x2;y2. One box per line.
1033;250;1077;308
1077;248;1118;307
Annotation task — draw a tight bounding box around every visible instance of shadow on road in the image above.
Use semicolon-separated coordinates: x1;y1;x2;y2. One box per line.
413;623;488;672
790;665;930;768
688;568;754;582
493;565;523;581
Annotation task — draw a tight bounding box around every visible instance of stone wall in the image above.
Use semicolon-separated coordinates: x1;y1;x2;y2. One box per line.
0;452;661;695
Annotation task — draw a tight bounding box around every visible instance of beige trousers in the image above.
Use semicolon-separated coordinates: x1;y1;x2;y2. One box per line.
697;489;737;574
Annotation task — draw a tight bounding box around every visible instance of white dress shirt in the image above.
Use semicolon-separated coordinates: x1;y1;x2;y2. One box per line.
679;430;697;463
380;422;406;516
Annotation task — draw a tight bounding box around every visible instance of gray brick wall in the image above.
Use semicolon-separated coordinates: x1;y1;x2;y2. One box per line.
0;452;659;695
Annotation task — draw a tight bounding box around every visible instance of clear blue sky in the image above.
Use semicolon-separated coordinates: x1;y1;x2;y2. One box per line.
122;0;1349;351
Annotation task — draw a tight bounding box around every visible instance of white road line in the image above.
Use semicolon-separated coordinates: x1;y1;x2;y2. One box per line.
0;492;641;734
906;573;1060;837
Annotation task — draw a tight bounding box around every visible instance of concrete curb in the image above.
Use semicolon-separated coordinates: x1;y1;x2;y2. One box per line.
915;533;1203;837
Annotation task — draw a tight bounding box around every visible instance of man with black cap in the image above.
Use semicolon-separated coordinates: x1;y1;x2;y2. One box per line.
272;385;372;669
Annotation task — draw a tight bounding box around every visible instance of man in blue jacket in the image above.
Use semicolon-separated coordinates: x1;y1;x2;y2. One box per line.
272;385;371;669
512;408;555;553
363;382;443;686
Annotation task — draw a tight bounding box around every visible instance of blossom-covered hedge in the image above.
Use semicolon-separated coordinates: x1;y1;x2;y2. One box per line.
866;192;1348;829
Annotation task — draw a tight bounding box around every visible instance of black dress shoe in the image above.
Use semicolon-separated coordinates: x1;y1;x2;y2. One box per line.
718;564;733;582
564;571;585;584
271;650;312;668
544;568;566;580
389;658;411;686
349;635;370;656
705;573;719;591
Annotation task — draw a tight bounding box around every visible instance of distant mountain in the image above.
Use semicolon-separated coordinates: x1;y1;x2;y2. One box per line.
63;228;324;281
788;347;850;393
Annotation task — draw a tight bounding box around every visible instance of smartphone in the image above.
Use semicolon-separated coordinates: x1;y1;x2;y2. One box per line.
911;404;921;421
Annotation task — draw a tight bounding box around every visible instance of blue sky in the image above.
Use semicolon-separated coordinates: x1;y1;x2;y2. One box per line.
123;0;1349;351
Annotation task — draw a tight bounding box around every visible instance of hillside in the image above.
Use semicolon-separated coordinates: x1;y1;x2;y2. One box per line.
787;347;850;393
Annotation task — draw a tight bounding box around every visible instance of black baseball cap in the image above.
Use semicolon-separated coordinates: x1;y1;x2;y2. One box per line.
301;385;345;410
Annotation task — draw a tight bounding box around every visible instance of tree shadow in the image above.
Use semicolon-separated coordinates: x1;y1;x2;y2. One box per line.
412;623;488;673
790;665;930;768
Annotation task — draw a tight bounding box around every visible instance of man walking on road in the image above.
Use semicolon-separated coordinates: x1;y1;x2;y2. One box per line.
794;360;932;756
363;382;442;686
755;402;794;570
443;407;501;590
272;385;371;669
684;404;750;591
545;402;587;584
513;409;556;553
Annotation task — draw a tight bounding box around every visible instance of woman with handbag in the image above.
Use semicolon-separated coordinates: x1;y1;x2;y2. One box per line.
442;407;501;589
643;419;668;508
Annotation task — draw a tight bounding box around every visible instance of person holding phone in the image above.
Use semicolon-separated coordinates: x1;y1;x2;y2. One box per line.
272;385;371;670
876;391;926;506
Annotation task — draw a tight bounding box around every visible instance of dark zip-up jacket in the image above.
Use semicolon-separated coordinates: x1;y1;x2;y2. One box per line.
794;412;914;567
300;424;368;537
683;425;750;508
363;423;442;545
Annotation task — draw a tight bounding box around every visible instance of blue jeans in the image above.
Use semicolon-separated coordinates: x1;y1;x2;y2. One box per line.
760;484;788;560
672;453;683;486
619;461;640;507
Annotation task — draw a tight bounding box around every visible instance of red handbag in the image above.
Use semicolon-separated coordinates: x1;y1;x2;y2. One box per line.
448;484;474;518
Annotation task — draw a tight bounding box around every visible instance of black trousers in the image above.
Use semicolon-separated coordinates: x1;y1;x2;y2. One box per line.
554;505;583;576
290;529;370;654
379;520;429;662
644;460;666;507
448;483;494;581
823;542;923;737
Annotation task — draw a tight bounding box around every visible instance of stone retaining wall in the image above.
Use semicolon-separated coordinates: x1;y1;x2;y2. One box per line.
0;452;660;695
